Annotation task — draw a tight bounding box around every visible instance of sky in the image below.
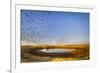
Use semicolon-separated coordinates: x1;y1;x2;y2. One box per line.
21;10;89;45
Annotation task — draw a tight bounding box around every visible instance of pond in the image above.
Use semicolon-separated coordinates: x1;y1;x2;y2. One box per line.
39;49;76;53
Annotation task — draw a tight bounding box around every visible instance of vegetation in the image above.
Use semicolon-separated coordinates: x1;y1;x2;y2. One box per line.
21;44;89;63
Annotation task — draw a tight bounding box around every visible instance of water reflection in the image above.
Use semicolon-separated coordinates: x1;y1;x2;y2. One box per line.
39;49;76;53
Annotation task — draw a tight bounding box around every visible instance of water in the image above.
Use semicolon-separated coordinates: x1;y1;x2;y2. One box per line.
40;48;76;53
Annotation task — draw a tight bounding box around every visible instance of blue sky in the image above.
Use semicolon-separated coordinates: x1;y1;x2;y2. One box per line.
21;10;89;45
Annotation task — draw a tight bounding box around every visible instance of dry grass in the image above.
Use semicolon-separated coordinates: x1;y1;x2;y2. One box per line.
21;44;89;63
21;44;89;49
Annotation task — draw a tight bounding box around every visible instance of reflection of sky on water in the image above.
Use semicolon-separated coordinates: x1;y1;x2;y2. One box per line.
40;49;76;53
21;10;89;45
